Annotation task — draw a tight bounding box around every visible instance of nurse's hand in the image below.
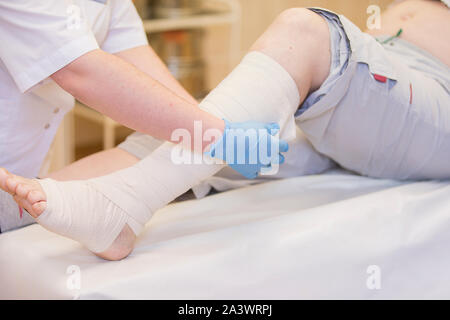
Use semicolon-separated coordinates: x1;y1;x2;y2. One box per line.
205;120;289;179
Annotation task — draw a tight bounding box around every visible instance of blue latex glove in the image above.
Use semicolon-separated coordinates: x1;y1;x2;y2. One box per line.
205;120;289;179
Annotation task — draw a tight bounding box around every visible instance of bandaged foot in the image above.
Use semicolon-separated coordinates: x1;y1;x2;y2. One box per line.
0;52;300;255
0;168;133;257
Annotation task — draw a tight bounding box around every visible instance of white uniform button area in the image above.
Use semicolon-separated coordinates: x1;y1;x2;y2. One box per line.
53;108;60;114
44;124;50;129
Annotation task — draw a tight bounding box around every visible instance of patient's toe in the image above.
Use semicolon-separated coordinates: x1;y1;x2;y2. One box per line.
0;168;9;189
31;202;47;216
0;172;48;218
28;190;46;204
16;183;32;199
5;177;19;195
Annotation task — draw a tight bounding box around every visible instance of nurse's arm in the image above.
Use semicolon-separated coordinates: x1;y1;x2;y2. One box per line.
46;45;198;181
114;45;198;105
50;49;224;150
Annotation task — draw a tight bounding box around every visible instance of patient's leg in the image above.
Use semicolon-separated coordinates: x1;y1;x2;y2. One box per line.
0;9;331;260
48;148;140;181
250;8;331;98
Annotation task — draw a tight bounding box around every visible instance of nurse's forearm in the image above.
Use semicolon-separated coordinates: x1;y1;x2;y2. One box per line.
51;49;224;149
114;45;198;105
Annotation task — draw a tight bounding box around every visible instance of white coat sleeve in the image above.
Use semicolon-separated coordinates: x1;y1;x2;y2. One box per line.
0;0;99;92
101;0;148;54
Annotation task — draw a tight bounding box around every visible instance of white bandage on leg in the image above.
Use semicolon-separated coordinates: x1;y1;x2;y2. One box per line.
35;51;300;253
200;51;300;140
37;179;129;253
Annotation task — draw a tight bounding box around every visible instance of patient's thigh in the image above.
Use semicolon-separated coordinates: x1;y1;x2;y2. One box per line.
303;61;450;180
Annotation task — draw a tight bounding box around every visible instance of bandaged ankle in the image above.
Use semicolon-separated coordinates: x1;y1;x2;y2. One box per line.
35;51;300;253
36;179;129;253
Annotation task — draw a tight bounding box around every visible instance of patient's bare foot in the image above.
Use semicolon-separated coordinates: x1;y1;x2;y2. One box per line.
0;168;47;218
0;167;135;261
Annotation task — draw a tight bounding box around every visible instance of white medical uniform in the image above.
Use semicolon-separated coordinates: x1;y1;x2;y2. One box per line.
0;0;148;178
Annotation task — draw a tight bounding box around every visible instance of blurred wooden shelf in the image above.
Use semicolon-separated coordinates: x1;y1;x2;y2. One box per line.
74;102;120;150
74;102;120;128
143;12;236;33
143;0;242;66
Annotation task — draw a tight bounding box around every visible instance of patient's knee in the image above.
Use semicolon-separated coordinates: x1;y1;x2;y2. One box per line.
269;8;331;91
275;8;327;39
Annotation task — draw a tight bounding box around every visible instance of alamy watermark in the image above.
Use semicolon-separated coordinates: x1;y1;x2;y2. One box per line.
366;265;382;290
366;5;381;30
170;121;281;175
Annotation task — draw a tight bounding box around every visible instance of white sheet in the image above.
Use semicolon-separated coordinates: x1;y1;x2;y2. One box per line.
1;170;450;299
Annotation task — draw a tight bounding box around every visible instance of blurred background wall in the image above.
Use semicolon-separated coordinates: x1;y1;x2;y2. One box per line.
204;0;393;88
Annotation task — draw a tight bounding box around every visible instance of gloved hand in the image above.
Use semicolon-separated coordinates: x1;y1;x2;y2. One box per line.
205;119;289;179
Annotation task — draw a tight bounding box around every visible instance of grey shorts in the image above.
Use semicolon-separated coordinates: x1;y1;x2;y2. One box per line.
119;8;450;180
296;8;450;180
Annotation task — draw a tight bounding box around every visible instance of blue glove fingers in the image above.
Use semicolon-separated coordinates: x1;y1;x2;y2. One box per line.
206;149;215;158
209;120;289;179
240;170;258;179
265;122;280;135
269;153;285;165
278;139;289;153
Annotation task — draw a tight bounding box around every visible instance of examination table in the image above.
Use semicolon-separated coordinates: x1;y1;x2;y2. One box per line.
1;170;449;299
